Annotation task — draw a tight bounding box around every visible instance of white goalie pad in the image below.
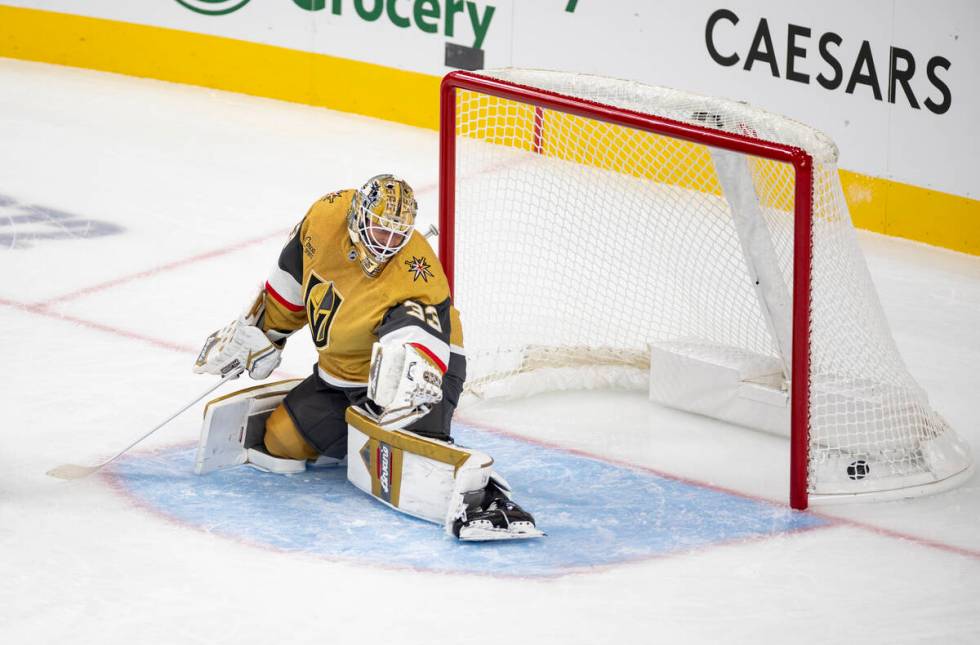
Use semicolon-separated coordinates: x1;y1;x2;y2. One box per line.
648;339;789;437
194;379;302;475
345;406;492;529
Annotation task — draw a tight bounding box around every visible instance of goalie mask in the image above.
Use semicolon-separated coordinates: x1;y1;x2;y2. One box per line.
347;174;417;278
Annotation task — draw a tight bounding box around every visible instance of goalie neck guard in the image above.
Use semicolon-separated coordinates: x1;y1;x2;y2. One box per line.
347;174;417;278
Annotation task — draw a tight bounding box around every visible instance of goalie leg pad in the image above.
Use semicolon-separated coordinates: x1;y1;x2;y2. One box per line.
346;406;543;540
345;406;491;526
194;379;302;475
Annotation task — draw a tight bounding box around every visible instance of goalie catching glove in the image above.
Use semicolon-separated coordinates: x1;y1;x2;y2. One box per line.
194;318;282;380
366;341;443;428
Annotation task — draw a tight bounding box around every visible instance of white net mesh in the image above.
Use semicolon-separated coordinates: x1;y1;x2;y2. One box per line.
447;69;971;499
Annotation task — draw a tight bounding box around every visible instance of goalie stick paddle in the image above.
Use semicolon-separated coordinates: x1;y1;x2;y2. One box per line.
46;372;241;480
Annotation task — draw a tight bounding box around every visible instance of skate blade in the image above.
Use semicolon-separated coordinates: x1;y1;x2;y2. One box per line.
457;526;546;542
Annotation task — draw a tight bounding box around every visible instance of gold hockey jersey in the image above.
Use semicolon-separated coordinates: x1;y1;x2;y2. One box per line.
259;189;463;389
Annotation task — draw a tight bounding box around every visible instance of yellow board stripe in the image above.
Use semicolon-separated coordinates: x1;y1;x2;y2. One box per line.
1;5;977;255
0;5;440;129
841;170;979;254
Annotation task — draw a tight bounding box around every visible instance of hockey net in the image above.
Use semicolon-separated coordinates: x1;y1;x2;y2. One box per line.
438;69;972;508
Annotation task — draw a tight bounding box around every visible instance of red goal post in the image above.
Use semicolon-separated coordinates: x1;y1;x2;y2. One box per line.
437;69;972;510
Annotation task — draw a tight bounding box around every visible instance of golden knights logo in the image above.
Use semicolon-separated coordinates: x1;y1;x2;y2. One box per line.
405;256;434;282
304;272;343;348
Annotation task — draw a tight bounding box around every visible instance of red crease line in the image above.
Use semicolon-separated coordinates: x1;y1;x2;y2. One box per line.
1;296;195;353
458;413;980;561
33;228;288;307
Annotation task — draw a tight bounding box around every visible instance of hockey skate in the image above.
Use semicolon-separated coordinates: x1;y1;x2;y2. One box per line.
452;479;545;541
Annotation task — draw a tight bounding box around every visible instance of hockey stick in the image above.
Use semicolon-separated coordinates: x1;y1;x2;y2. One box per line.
47;225;440;481
46;371;241;480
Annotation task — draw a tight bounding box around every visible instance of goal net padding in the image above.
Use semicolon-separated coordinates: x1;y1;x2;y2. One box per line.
438;69;972;509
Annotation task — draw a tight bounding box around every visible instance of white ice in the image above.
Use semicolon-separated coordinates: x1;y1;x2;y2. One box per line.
1;59;978;644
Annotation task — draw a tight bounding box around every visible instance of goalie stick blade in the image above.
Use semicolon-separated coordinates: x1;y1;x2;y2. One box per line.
46;463;102;480
456;526;546;542
46;376;238;482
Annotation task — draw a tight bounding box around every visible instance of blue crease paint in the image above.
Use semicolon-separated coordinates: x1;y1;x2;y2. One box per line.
109;424;827;576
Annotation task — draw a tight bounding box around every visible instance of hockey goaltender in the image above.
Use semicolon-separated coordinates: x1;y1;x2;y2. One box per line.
192;174;542;541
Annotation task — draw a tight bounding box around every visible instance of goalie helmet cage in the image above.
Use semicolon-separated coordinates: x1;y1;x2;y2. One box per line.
438;69;972;510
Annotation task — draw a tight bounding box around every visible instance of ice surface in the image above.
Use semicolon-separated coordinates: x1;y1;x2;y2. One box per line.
1;59;978;643
106;426;827;577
